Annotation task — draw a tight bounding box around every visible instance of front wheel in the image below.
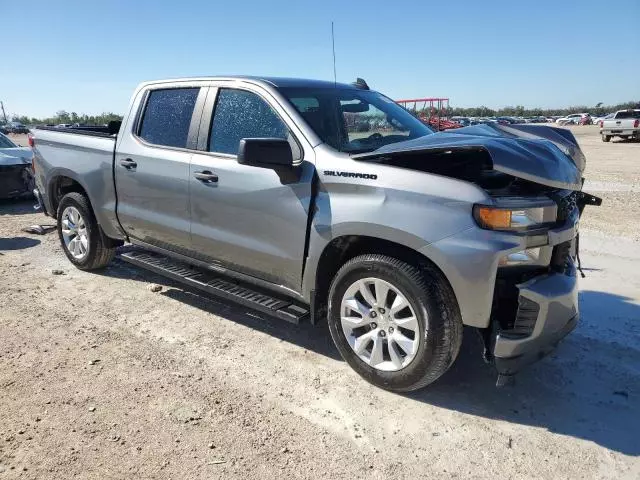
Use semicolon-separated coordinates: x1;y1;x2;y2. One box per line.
57;192;116;270
327;254;462;392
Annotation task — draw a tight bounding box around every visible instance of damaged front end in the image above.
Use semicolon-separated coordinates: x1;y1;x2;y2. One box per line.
479;189;600;382
354;123;602;382
0;147;35;200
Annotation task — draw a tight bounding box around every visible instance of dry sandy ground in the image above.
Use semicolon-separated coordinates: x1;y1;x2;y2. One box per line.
1;128;639;479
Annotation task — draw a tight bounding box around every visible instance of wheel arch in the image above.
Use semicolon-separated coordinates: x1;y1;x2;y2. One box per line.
48;172;91;217
306;234;459;323
46;168;125;242
48;172;124;247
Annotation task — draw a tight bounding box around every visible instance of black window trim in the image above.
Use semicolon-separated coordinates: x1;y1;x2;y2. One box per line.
195;84;304;164
133;85;207;153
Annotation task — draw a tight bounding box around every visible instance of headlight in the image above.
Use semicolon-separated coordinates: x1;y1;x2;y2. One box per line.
473;202;557;232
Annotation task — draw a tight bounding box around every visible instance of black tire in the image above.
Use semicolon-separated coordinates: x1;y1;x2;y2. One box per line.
56;192;115;270
327;254;463;392
602;134;611;142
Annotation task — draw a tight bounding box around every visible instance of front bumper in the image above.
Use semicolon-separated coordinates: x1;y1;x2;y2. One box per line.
493;265;579;375
420;191;588;377
0;164;32;199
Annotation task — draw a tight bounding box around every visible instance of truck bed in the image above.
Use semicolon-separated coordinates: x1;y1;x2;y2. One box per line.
32;125;122;238
35;122;121;137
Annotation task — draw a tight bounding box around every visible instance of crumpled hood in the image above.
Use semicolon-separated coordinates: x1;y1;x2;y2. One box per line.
354;123;584;191
0;147;32;167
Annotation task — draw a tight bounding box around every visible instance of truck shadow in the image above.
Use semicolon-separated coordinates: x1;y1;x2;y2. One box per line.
101;258;640;456
103;257;341;361
0;236;41;251
0;198;38;216
408;290;640;456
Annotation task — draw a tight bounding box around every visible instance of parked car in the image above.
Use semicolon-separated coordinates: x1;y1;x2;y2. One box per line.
592;113;614;127
0;132;34;198
32;76;600;391
600;109;640;142
496;116;516;124
451;116;471;126
0;124;8;134
556;113;590;126
4;122;30;134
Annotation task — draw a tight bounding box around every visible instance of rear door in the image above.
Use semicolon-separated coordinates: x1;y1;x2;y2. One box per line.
115;84;207;251
189;84;314;292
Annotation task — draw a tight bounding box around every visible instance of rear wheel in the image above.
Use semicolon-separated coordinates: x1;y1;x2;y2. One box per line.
327;254;462;392
57;192;116;270
602;134;611;142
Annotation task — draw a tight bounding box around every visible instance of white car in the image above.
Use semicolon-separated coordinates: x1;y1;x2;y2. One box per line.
592;113;614;127
555;113;590;125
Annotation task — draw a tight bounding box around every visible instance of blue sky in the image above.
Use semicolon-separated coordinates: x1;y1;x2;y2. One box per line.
2;0;639;118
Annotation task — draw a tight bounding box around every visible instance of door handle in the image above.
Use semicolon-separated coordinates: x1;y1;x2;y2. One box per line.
120;158;137;169
194;171;218;183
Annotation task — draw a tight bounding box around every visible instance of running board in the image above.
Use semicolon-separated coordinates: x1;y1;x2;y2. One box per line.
119;250;309;324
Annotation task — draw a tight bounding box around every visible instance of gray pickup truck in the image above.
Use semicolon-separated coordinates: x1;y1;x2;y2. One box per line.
600;109;640;142
32;76;601;391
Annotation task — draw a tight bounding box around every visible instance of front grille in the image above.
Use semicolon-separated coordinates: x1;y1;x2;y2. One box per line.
501;296;540;339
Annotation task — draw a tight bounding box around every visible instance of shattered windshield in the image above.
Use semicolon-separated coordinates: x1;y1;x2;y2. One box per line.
280;87;433;153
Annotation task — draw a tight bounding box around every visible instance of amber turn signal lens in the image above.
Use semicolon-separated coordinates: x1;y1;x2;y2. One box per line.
475;206;512;229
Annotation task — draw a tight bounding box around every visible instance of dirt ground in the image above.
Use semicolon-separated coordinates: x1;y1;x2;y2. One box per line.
1;127;639;479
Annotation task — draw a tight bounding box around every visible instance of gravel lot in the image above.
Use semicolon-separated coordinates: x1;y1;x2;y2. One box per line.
1;127;639;479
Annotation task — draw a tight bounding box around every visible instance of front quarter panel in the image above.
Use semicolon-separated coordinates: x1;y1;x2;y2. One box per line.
303;145;492;309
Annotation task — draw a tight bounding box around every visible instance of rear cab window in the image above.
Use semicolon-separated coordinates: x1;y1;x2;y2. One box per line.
614;110;640;119
208;88;301;160
138;88;199;148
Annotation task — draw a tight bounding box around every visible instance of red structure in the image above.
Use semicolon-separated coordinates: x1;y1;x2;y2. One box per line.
395;97;461;131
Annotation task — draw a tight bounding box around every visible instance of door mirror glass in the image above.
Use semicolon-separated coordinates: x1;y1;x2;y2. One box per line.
237;138;293;167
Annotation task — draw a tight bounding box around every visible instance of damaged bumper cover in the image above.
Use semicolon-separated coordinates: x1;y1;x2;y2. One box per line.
0;164;33;199
0;147;34;199
421;191;599;377
493;264;579;375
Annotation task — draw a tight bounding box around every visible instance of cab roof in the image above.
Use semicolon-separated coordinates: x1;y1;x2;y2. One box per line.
139;76;364;91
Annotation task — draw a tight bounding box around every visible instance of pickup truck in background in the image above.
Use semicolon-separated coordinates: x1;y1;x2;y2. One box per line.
600;109;640;142
32;76;601;391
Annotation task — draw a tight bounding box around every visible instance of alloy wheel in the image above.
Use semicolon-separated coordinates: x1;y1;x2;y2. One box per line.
340;277;421;371
61;206;89;260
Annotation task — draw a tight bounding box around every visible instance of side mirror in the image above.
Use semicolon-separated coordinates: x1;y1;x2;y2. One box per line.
237;138;293;167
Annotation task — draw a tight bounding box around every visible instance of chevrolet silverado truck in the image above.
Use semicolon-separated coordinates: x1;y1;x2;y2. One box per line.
31;76;601;391
600;109;640;142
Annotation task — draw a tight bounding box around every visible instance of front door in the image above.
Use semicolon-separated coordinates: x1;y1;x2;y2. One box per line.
189;86;314;292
